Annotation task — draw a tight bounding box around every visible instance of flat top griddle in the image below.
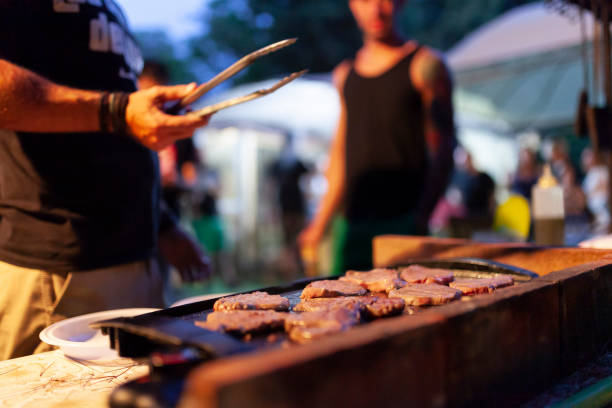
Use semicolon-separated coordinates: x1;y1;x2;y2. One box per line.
92;257;537;361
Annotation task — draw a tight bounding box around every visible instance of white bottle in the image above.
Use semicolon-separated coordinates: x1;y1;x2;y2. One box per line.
531;164;565;245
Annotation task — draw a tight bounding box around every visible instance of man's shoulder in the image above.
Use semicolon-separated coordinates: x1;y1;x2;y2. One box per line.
410;46;452;90
332;59;353;90
412;46;448;75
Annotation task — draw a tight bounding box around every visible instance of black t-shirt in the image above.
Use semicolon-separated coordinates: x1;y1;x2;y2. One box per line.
0;0;161;272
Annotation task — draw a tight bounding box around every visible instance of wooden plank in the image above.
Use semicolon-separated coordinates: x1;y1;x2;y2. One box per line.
426;280;561;407
540;261;612;374
372;235;612;275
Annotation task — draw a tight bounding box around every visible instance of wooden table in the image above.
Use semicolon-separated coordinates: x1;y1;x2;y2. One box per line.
0;350;148;408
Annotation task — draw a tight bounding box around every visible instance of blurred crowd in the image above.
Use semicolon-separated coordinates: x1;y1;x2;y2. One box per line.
430;140;610;243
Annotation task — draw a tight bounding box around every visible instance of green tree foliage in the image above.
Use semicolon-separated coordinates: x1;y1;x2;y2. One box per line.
136;0;539;85
187;0;361;84
135;30;198;84
399;0;538;51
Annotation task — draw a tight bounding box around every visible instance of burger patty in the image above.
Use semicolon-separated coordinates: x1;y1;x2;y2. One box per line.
341;269;405;292
388;283;462;306
293;297;363;313
196;310;287;336
213;291;290;311
285;309;360;343
300;280;367;299
358;296;406;318
449;275;514;295
294;295;405;318
399;265;454;285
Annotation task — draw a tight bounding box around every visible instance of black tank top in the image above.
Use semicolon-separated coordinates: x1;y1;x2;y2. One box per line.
343;47;427;221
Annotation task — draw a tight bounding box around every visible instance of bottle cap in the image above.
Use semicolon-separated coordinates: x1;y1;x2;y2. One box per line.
537;164;558;188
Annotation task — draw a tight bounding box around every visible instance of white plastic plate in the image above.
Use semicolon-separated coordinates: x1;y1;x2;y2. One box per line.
170;293;233;307
39;308;159;360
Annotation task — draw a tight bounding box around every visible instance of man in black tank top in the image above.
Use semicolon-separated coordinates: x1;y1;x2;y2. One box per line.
299;0;455;275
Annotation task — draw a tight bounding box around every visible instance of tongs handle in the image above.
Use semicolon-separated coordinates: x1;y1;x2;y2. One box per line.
165;38;298;115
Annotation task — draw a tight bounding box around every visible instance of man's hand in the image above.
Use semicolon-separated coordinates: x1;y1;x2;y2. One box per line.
0;60;210;144
298;222;325;250
158;226;211;283
126;84;210;151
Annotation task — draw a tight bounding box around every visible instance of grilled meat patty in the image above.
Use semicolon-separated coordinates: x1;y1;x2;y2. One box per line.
293;297;363;313
196;310;287;336
285;309;360;343
342;269;405;292
449;275;514;295
294;295;405;318
399;265;454;285
213;291;290;311
300;280;367;299
388;283;462;306
358;296;406;318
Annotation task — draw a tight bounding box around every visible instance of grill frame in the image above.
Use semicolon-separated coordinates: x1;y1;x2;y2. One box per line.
92;257;537;360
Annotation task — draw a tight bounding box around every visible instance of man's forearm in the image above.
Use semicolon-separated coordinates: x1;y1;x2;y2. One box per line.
417;136;454;224
310;183;343;233
0;59;100;133
159;198;179;234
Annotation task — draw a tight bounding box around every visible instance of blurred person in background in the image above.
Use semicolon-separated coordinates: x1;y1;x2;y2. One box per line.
267;132;311;280
510;148;540;200
549;139;572;182
540;139;586;221
190;151;237;286
0;1;211;360
561;166;587;218
430;146;495;237
299;0;455;275
581;147;610;234
560;163;589;245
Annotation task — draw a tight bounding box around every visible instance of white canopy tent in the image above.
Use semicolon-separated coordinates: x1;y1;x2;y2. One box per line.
195;76;340;139
446;2;599;184
448;2;595;71
448;2;599;130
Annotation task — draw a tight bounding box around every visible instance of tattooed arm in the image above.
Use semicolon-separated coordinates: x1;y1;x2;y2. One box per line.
411;49;456;233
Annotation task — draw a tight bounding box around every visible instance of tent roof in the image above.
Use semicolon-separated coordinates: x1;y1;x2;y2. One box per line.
447;2;595;71
447;2;602;132
453;45;588;131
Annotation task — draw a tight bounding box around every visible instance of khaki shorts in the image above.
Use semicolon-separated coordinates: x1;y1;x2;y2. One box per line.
0;259;164;361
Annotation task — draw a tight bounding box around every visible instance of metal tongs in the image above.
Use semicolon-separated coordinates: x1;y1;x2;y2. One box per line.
166;38;307;117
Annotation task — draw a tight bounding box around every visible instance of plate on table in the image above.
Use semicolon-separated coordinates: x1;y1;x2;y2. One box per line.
170;293;233;307
39;308;159;360
579;234;612;249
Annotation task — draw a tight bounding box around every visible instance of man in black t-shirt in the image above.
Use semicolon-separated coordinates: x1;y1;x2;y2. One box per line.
0;1;212;359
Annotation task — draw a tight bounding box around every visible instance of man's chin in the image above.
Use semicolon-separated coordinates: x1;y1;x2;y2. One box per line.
368;30;392;41
363;23;391;38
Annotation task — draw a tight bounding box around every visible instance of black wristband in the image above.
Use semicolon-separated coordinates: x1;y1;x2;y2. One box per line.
115;92;130;136
99;91;131;135
98;92;112;133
